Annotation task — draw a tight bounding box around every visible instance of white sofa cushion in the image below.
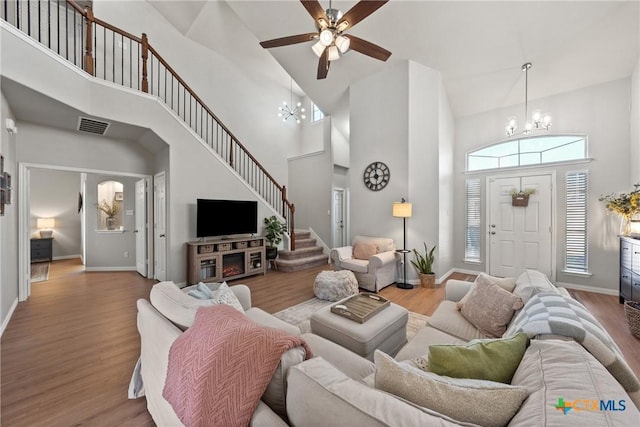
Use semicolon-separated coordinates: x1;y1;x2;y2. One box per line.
513;269;560;304
149;281;216;330
428;300;487;341
509;339;640;426
340;259;369;273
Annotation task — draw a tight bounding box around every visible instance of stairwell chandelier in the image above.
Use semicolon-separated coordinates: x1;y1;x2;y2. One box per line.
505;63;552;137
278;78;306;124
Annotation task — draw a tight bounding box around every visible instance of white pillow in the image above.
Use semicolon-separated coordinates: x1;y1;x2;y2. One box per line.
207;282;244;313
374;350;528;427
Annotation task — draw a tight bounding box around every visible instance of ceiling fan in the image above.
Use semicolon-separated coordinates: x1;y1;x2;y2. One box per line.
259;0;392;80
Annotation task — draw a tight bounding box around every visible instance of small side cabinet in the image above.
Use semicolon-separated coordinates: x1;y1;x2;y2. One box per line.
31;237;53;263
620;236;640;303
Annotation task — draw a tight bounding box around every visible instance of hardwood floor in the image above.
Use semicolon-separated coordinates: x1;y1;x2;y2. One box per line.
1;259;638;426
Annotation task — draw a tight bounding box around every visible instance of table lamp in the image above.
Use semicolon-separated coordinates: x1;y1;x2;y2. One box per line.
37;217;55;238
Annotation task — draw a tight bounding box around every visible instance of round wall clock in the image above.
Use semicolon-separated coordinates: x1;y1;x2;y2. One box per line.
363;161;390;191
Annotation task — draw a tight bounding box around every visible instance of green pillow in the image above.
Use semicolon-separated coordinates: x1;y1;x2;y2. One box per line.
428;333;529;384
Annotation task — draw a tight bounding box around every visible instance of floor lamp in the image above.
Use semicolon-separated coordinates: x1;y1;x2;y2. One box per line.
393;198;413;289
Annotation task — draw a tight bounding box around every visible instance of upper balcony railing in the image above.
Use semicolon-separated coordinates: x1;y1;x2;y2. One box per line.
1;0;296;249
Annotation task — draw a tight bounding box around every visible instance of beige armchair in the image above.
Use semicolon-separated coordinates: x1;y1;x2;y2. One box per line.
329;235;399;292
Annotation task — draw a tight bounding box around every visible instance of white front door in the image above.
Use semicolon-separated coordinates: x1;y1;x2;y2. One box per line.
332;188;346;248
135;178;147;277
487;173;554;279
154;172;167;281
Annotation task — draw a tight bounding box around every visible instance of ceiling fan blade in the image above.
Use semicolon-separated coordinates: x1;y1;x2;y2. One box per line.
317;48;329;80
260;33;317;49
300;0;329;26
346;35;391;61
336;0;388;31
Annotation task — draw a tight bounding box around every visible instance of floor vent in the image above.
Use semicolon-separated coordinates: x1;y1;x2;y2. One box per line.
77;117;110;135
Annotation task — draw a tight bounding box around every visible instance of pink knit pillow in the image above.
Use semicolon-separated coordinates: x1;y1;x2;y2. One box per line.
353;242;379;260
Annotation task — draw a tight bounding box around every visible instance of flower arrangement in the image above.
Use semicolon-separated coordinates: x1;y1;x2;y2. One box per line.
599;184;640;219
599;184;640;234
96;198;120;217
511;188;537;196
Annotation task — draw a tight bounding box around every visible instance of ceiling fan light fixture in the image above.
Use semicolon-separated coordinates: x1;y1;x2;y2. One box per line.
312;40;325;57
336;20;349;32
328;45;340;61
319;29;334;46
317;17;328;30
335;35;350;53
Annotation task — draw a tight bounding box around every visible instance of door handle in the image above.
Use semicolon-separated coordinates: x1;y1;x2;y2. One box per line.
160;234;166;238
490;231;496;235
134;229;138;233
490;224;496;228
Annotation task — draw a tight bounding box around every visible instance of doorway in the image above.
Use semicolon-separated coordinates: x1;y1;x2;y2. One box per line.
486;172;555;280
332;188;347;248
18;163;153;301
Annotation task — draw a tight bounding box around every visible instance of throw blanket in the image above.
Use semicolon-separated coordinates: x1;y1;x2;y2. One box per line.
506;293;640;409
163;305;312;427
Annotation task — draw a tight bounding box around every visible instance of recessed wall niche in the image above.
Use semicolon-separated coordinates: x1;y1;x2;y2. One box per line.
97;180;123;230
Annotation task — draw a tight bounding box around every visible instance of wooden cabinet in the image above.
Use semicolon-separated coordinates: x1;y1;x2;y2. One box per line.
620;236;640;303
187;237;266;285
31;237;53;263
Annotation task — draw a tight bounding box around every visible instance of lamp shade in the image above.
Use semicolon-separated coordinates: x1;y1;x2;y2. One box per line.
37;218;55;229
392;202;412;218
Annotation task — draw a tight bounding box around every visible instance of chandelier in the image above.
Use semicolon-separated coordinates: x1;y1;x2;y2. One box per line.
278;78;306;124
505;63;552;137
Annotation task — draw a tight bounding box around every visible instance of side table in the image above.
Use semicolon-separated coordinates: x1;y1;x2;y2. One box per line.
31;237;53;263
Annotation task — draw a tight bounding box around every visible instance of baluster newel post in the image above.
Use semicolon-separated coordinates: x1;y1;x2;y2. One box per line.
141;33;149;93
290;204;296;251
281;186;287;216
229;139;234;167
83;7;94;75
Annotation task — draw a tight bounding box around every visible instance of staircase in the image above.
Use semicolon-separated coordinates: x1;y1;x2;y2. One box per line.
276;230;329;272
0;0;298;249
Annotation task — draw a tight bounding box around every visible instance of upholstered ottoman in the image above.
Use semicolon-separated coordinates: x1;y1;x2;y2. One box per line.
314;270;359;301
310;299;408;361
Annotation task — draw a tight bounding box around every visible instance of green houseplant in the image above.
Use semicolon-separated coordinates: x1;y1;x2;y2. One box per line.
263;215;287;259
411;243;436;288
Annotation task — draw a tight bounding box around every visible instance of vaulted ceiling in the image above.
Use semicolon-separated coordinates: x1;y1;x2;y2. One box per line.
134;1;640;118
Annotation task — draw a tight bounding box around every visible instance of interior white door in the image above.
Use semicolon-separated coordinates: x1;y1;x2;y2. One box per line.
332;188;345;247
488;174;553;278
135;178;147;277
154;172;167;281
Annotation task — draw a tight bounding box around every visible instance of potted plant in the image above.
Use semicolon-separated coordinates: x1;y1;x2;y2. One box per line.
96;198;120;230
411;243;436;288
263;215;287;259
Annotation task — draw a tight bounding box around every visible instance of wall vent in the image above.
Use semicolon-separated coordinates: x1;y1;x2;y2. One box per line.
77;117;110;135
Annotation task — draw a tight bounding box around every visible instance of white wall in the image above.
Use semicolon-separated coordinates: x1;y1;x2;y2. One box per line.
95;0;298;185
350;61;451;283
631;57;640;184
0;91;18;333
30;169;81;259
437;81;455;277
454;78;632;293
288;119;333;245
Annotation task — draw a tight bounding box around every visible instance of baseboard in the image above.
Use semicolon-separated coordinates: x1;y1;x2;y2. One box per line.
84;266;137;272
53;254;81;261
452;267;484;276
0;298;19;337
556;281;619;296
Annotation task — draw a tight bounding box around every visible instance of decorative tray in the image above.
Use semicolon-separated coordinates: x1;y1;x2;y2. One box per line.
330;293;390;324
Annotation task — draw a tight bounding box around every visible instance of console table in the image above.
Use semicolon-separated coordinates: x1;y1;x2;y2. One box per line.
31;237;53;263
187;237;266;285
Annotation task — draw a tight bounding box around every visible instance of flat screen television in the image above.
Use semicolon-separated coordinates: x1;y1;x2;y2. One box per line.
196;199;258;238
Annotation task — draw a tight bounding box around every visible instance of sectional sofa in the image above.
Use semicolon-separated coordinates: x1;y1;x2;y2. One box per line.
132;271;640;426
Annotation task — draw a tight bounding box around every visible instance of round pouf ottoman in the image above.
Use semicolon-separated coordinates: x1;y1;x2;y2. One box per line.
314;270;359;301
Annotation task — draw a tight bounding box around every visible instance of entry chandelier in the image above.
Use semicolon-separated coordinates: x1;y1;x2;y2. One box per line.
505;63;552;137
278;78;306;124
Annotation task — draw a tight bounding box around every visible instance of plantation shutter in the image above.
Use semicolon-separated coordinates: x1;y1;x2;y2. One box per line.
465;178;481;262
565;172;589;272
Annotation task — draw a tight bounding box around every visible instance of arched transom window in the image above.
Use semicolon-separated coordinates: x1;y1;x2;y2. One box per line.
466;135;587;172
